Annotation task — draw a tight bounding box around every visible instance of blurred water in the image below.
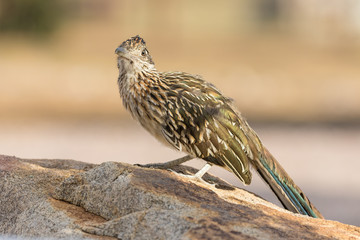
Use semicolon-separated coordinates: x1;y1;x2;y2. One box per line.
0;121;359;226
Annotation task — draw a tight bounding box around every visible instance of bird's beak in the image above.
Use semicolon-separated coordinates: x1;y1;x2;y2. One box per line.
115;46;125;55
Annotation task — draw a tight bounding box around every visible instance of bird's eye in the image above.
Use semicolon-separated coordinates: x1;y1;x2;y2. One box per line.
141;49;148;56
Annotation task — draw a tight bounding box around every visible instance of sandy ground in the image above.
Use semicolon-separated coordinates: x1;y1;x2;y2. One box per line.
0;121;359;226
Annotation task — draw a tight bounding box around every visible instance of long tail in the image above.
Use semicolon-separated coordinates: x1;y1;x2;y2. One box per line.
254;147;323;218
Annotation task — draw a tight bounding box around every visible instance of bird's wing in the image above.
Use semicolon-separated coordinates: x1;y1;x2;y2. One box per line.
160;73;256;184
159;73;323;218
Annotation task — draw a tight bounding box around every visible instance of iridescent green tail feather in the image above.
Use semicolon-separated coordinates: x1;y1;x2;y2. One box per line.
256;148;323;218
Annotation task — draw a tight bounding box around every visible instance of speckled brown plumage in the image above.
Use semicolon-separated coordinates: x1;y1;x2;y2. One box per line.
115;35;323;218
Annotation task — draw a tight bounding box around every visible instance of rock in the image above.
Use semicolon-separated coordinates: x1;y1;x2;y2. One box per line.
0;155;359;240
0;155;108;240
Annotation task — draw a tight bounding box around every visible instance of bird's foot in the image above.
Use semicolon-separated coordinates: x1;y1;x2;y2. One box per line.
136;159;216;187
170;171;217;187
134;155;194;169
170;163;216;187
135;162;169;169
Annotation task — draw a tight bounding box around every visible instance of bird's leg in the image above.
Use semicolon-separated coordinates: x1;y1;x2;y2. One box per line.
194;163;212;178
138;157;214;185
171;163;215;186
136;155;194;169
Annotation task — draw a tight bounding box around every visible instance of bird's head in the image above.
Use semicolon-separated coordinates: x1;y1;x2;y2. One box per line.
115;35;155;74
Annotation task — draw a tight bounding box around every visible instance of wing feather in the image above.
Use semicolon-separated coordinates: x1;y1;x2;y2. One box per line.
160;73;254;184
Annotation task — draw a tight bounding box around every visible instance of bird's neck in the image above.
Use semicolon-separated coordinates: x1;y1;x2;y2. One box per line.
117;60;160;110
117;61;168;141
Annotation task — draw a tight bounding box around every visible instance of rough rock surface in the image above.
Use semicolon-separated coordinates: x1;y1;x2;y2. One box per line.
0;155;359;240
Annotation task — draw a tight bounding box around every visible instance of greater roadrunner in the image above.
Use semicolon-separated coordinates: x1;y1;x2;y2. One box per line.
115;35;323;218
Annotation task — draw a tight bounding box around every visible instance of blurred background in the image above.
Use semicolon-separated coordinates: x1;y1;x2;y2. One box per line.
0;0;359;226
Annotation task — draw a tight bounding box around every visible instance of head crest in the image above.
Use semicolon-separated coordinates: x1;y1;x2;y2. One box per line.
121;35;146;49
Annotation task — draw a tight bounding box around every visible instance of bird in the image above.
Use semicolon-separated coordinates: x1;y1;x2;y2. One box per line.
115;35;323;218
